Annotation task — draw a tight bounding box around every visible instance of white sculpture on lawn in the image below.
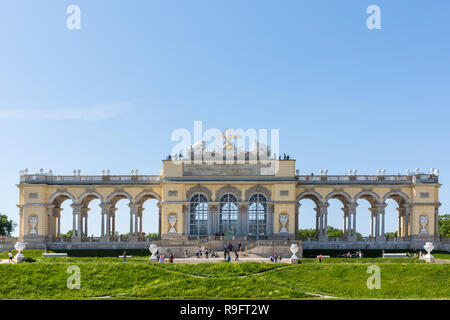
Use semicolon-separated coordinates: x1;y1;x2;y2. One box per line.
423;242;435;263
279;214;288;233
290;243;299;261
149;244;158;263
14;241;26;262
168;214;177;233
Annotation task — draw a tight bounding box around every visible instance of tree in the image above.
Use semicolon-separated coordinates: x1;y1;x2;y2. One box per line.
0;214;17;237
438;214;450;237
298;226;361;238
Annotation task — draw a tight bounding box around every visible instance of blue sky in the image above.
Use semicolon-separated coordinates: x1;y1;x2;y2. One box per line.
1;0;449;236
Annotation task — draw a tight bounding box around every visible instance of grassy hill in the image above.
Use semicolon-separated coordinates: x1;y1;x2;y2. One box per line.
0;250;448;300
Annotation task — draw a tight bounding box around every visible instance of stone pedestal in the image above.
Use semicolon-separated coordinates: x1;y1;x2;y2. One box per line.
290;258;299;264
14;253;26;263
423;255;435;263
148;257;158;264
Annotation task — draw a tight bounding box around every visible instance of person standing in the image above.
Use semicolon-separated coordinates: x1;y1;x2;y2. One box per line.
169;253;174;263
159;253;165;263
122;250;127;262
234;250;239;262
238;242;242;252
184;249;188;258
318;253;322;263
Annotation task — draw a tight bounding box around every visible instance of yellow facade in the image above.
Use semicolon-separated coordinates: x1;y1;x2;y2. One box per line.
17;160;441;243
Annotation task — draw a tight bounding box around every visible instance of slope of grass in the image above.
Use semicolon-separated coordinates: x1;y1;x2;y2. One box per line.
0;250;448;300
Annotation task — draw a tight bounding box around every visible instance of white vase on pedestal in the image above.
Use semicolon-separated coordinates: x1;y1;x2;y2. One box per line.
149;244;158;263
14;242;26;263
423;242;435;263
290;243;299;264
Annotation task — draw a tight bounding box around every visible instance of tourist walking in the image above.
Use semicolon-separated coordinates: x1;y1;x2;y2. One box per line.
318;253;322;263
169;253;174;263
234;250;239;262
122;250;127;262
238;242;242;252
8;250;15;264
278;254;282;263
159;253;165;263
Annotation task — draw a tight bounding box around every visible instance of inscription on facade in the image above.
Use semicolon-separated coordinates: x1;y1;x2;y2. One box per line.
183;163;275;176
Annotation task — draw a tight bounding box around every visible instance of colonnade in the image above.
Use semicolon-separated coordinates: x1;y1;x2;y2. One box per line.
46;201;161;240
298;201;412;241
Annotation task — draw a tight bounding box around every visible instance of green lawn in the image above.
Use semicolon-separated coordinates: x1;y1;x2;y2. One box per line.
0;250;448;300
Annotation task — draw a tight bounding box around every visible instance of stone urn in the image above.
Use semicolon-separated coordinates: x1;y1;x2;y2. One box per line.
149;244;158;263
423;242;435;263
290;243;299;264
419;216;429;234
14;241;26;263
168;214;177;234
279;214;288;233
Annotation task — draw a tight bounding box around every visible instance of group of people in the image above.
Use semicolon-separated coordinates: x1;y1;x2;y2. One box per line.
223;242;241;262
194;247;218;259
269;254;282;263
279;153;291;160
121;250;174;263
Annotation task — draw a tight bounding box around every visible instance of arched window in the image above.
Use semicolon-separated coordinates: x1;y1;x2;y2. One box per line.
219;194;238;235
248;193;267;239
189;193;209;237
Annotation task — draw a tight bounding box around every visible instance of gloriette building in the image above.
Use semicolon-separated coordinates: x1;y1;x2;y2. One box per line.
16;157;443;252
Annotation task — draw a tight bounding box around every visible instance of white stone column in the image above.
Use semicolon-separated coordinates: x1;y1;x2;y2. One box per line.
71;204;82;239
342;207;348;235
347;210;351;237
318;203;329;241
376;203;387;241
405;206;410;237
347;203;358;239
128;203;139;239
47;206;54;240
100;203;111;239
101;209;105;237
314;208;320;241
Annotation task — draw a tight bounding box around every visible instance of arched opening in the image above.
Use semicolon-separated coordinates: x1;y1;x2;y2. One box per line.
327;198;346;239
355;192;379;238
326;192;352;240
136;193;160;240
384;192;409;239
108;193;132;239
189;193;209;239
79;193;102;238
297;192;322;241
50;193;75;239
219;193;238;236
248;193;267;240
